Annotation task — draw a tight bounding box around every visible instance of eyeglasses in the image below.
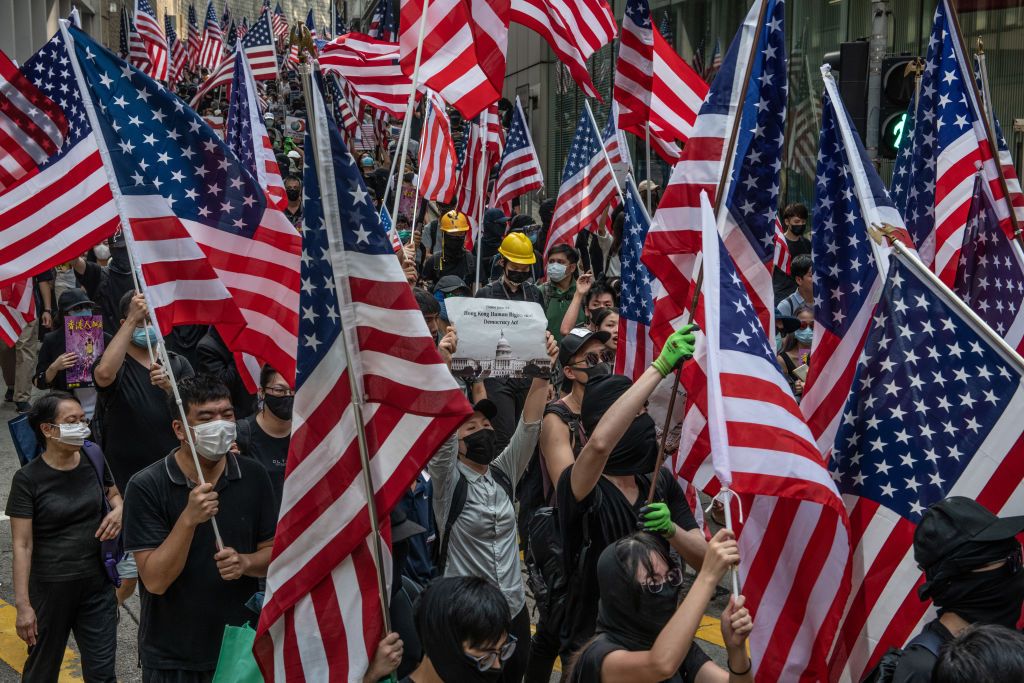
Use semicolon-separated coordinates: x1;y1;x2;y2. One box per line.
572;349;615;367
643;567;684;593
465;634;517;672
263;386;294;397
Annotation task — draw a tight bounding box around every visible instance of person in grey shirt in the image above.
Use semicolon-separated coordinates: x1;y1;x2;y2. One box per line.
429;371;551;683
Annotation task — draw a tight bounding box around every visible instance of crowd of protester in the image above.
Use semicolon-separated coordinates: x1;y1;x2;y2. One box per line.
1;70;1022;683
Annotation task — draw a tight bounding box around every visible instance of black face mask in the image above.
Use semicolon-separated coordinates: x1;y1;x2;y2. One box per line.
462;429;498;465
788;223;806;236
264;394;293;421
442;235;465;260
426;640;504;683
595;544;680;651
285;187;301;201
108;246;131;275
505;269;531;285
604;413;658;476
575;362;611;384
930;555;1024;629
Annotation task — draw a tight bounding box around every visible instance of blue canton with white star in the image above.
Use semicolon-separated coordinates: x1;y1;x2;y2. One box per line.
225;52;257;180
723;0;786;264
241;10;273;51
70;26;266;236
22;34;90;169
620;180;653;327
811;91;885;337
831;257;1021;522
716;235;778;362
954;176;1024;338
560;109;604;184
624;0;652;30
297;88;394;386
890;1;978;254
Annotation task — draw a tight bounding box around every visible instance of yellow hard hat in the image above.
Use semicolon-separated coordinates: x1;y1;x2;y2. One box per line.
498;232;536;265
439;210;470;233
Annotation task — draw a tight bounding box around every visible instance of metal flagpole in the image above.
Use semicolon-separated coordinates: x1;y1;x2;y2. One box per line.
301;61;392;632
473;126;488;293
388;0;431;249
60;18;226;550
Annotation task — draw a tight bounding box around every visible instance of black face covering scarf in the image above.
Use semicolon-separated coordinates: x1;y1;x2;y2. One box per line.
462;429;498;465
926;544;1024;629
594;542;680;651
581;375;658;476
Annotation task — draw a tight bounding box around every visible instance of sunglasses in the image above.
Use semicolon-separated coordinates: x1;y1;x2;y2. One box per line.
572;349;615;367
465;634;517;672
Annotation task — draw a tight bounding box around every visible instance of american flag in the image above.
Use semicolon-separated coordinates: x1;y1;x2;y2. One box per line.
367;0;398;41
253;70;471;681
890;0;1024;285
119;6;130;58
398;0;503;119
198;0;223;72
305;9;317;41
614;0;708;163
456;103;503;242
800;67;913;461
491;97;543;213
601;101;632;171
326;73;359;141
509;0;617;100
543;104;619;256
0;47;67;191
187;4;202;69
695;189;851;681
164;15;187;86
272;3;289;39
771;219;790;274
706;38;722;81
614;176;655;377
189;56;234;109
334;5;348;37
0;33;119;288
0;278;35;347
785;24;819;180
63;25;301;386
319;34;412;119
417;89;458;204
954;171;1024;353
237;16;250;40
642;0;784;348
133;0;168;82
691;37;705;82
126;9;149;71
227;19;238;50
226;50;286;212
221;4;231;31
241;8;279;80
826;249;1024;681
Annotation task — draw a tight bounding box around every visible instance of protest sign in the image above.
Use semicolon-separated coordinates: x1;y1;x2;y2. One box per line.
446;299;549;379
64;315;104;389
285;116;307;135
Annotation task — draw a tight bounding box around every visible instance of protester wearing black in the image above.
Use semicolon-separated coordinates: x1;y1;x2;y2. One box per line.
123;375;276;681
421;212;476;287
933;624;1024;683
235;366;292;513
771;203;811;302
93;291;194;493
479;208;510;283
557;327;707;655
73;236;135;335
889;497;1024;683
7;392;121;683
567;532;753;683
283;175;303;229
395;472;437;585
400;576;516;683
197;327;257;418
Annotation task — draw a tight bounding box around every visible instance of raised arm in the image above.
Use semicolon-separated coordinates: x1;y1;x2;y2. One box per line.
559;270;592;337
94;293;145;388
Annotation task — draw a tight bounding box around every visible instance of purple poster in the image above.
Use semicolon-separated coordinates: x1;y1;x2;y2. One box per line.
64;315;104;389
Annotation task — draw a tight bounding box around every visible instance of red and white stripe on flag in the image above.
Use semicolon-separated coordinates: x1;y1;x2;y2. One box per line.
198;0;224;72
134;0;169;81
456;103;503;244
241;10;279;81
398;0;503;119
0;48;67;191
509;0;616;100
0;278;35;346
772;219;790;274
320;34;414;119
417;90;458;203
190;56;233;108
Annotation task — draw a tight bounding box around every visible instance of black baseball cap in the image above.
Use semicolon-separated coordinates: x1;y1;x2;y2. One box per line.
58;289;96;314
915;497;1024;594
433;275;469;295
558;327;611;367
471;399;497;421
390;508;427;543
776;315;801;336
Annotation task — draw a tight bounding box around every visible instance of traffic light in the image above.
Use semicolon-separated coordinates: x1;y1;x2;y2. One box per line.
880;55;919;159
824;41;870;141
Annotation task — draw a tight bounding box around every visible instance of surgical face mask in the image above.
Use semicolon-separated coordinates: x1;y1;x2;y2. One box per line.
505;268;531;285
546;262;568;282
131;326;159;348
190;419;237;460
68;307;93;318
49;422;90;447
794;328;814;346
285;187;301;201
775;332;783;353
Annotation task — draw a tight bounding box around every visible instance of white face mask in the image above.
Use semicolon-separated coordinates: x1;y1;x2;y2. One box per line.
190;419;237;461
50;422;90;447
547;262;568;282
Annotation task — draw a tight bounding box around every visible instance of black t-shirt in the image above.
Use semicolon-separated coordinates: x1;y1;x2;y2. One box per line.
77;256;135;335
35;328;113;391
556;467;698;652
94;352;193;492
235;414;288;513
6;453;115;581
891;619;955;683
568;633;711;683
772;236;811;301
123;452;277;671
475;280;543;305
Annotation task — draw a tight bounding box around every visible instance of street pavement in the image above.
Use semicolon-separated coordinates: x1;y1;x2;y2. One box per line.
0;390;730;681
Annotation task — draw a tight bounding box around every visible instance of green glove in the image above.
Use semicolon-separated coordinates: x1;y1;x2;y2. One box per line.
652;324;699;377
639;502;675;537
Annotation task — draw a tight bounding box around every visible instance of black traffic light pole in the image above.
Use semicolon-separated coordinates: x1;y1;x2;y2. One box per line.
866;0;889;165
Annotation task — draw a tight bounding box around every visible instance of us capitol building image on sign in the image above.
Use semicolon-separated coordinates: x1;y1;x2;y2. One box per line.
450;331;550;378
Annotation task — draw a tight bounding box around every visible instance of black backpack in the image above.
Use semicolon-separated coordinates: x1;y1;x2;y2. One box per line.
860;628;945;683
435;465;514;575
